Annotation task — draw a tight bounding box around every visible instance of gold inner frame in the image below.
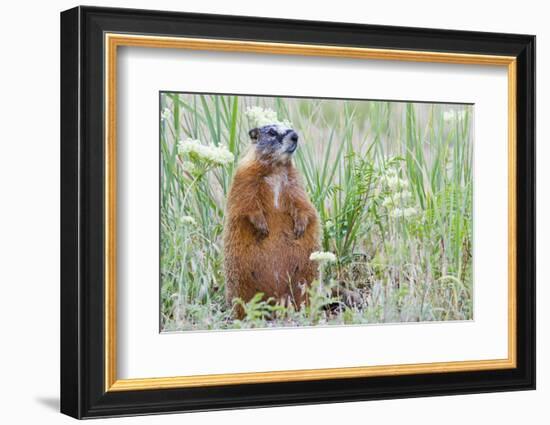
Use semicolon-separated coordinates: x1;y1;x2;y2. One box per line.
104;33;517;392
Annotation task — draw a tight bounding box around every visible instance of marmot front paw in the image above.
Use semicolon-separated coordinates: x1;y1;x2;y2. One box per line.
256;222;269;238
248;212;269;238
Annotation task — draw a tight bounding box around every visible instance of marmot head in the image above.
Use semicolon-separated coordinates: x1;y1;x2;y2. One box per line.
248;124;299;164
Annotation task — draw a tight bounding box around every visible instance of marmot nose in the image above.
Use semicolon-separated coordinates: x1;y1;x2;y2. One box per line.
289;131;299;143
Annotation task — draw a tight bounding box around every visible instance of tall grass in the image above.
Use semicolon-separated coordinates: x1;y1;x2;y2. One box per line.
160;93;473;331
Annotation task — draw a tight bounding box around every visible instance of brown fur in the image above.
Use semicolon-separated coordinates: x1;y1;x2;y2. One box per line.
223;150;320;318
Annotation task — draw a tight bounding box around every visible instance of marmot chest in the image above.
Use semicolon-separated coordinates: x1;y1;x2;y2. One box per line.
263;173;290;211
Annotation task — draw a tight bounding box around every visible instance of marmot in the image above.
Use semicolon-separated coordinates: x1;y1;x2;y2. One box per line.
223;124;320;318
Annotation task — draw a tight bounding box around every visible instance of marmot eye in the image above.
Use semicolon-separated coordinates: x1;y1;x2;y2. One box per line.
268;129;277;137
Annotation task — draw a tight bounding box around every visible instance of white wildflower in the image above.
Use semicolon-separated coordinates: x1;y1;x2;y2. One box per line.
400;190;412;200
404;207;418;217
390;207;418;219
382;175;399;189
178;138;234;166
181;160;197;174
382;196;393;208
443;109;467;123
385;167;397;177
391;208;403;219
443;111;454;122
309;251;337;263
324;220;334;229
180;215;196;226
245;106;292;128
382;175;408;190
390;190;411;202
161;107;172;121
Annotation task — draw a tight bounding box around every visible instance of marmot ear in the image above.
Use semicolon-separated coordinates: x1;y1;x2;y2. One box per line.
249;128;259;143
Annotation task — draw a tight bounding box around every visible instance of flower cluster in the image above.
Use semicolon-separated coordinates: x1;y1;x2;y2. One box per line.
245;106;292;128
390;207;418;219
381;190;412;208
178;138;234;166
443;109;467;123
180;160;197;175
309;251;337;263
381;172;409;191
180;215;197;226
380;166;420;222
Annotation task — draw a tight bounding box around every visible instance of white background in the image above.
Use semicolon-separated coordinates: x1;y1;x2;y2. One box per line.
0;0;546;424
118;48;508;378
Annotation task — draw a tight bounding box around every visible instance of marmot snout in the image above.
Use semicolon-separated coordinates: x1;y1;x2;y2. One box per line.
223;124;321;319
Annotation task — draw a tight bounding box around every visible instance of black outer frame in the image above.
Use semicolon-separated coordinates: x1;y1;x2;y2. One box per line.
60;5;536;419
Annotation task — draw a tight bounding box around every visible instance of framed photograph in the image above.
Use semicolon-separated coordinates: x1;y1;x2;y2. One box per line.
60;6;536;419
